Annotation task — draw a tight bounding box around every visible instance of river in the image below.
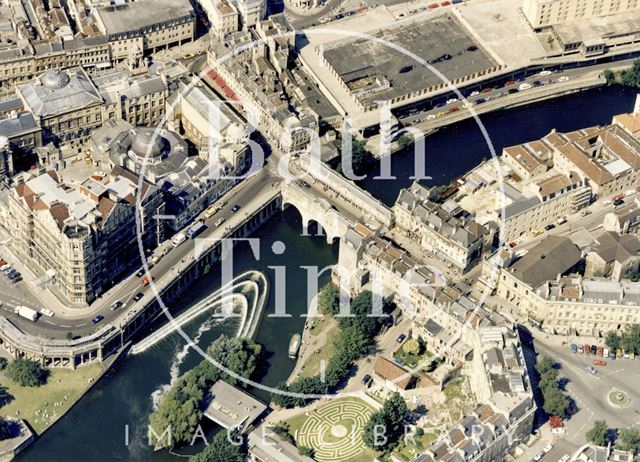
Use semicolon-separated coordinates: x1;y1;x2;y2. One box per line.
15;84;639;462
358;85;640;205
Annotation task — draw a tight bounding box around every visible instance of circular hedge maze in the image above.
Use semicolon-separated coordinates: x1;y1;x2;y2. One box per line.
296;398;375;462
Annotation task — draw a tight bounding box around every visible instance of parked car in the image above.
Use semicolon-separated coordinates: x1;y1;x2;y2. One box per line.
593;359;606;366
580;209;592;217
40;308;54;317
111;300;124;311
231;204;241;213
558;76;570;82
361;374;372;386
539;70;553;76
133;292;144;302
584;344;590;354
544;224;556;231
10;276;22;283
570;343;577;353
578;344;584;353
396;333;407;343
590;345;597;355
543;443;553;453
614;199;625;206
518;83;532;91
610;350;616;359
596;346;603;356
92;315;104;325
136;268;146;277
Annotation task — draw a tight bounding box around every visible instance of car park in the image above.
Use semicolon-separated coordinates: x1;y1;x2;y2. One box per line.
133;292;144;302
92;315;104;325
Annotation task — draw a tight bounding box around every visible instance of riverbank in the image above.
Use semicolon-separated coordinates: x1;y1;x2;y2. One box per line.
367;68;607;158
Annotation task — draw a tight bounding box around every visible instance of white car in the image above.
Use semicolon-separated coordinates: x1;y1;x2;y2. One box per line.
40;308;55;317
469;90;480;97
540;70;552;76
426;114;437;120
533;452;544;461
544;443;553;453
558;76;570;82
519;83;532;91
446;98;459;105
558;455;570;462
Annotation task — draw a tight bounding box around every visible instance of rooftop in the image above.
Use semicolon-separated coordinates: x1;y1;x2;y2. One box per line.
203;381;267;431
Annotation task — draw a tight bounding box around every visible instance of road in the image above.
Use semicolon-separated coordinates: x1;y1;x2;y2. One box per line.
528;335;640;461
0;167;279;339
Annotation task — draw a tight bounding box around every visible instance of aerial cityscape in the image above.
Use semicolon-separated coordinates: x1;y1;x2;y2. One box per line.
1;0;640;461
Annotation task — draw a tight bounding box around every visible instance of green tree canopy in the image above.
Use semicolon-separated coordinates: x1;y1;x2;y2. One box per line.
6;358;49;387
189;430;245;462
621;60;640;87
0;419;14;441
586;420;609;447
363;392;407;452
605;331;621;350
535;356;556;377
621;324;640;354
363;411;388;450
618;428;640;454
542;386;569;417
149;336;262;448
318;283;341;316
403;338;421;355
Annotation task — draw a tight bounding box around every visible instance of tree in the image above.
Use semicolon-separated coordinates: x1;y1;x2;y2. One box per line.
363;411;388;450
0;385;14;408
586;420;609;447
622;59;640;87
0;357;7;371
0;419;13;441
150;336;263;447
6;358;49;387
189;430;245;462
538;369;559;393
535;356;556;377
618;428;640;454
403;338;421;356
270;423;294;445
605;331;621;350
621;324;640;354
298;446;314;457
604;69;617;85
363;393;407;452
318;283;341;316
627;270;640;282
397;135;413;150
336;139;372;176
66;331;74;341
542;386;569;417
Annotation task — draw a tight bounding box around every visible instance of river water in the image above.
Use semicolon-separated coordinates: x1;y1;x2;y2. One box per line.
15;85;638;462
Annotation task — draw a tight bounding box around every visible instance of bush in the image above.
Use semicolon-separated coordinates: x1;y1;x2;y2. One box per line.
298;446;314;457
6;358;49;387
271;423;294;445
0;357;7;371
189;430;245;462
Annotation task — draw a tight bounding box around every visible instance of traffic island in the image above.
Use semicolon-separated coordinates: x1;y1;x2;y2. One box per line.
608;389;630;408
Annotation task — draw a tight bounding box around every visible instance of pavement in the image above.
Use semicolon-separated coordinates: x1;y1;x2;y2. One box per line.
521;331;640;462
0;167;279;339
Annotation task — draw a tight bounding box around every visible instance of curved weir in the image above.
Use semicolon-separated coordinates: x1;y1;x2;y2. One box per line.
129;271;268;355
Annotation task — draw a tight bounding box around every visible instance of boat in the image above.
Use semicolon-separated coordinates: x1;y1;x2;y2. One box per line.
288;333;301;359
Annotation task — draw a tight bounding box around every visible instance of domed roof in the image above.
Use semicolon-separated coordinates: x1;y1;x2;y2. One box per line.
41;69;70;89
226;122;245;142
131;129;166;158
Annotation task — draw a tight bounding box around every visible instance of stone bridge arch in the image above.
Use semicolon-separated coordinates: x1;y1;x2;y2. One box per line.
281;182;351;244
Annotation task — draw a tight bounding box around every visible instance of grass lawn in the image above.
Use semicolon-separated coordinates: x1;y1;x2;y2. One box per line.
0;363;103;434
308;314;331;336
286;397;380;462
299;321;340;378
393;347;433;370
393;431;439;461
